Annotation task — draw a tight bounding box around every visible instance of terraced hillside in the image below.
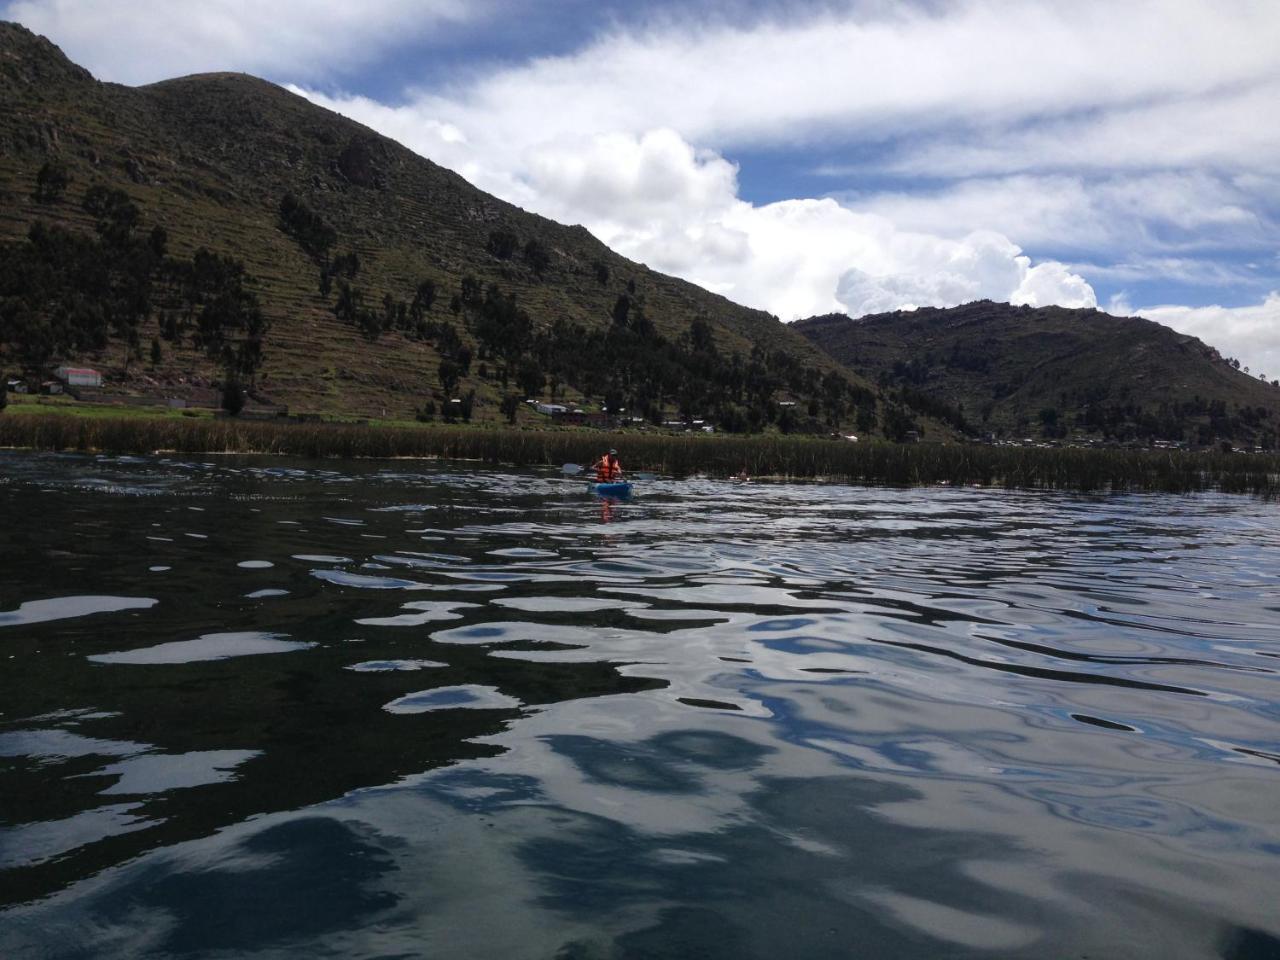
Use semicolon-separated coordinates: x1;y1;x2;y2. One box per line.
0;21;902;433
796;301;1280;448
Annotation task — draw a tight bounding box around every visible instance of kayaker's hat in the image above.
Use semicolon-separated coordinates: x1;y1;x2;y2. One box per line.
609;449;617;455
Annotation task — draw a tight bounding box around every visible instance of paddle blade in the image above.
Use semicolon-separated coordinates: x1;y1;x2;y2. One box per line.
561;463;584;475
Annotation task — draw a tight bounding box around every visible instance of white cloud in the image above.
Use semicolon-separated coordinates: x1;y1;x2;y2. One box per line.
1014;261;1097;310
889;81;1280;180
1137;293;1280;380
380;0;1280;159
833;229;1094;317
846;172;1269;255
1073;257;1263;289
7;0;486;85
17;0;1280;147
524;129;739;235
294;87;1095;321
283;0;1273;331
13;0;1276;353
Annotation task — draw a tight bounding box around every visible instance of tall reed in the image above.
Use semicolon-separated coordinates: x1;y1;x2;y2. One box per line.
2;413;1276;495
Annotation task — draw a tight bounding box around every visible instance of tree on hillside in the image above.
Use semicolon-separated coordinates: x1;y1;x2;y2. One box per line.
690;316;716;354
455;345;473;375
33;161;70;203
486;230;518;260
611;294;630;328
882;404;920;442
500;394;520;424
438;358;461;397
410;278;436;323
278;193;336;263
522;238;550;276
221;375;246;416
82;185;139;244
604;384;624;417
317;249;359;301
333;281;360;326
517;357;544;398
460;275;482;307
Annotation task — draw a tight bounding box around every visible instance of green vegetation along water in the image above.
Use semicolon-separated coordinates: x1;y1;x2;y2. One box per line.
1;452;1278;958
4;413;1280;494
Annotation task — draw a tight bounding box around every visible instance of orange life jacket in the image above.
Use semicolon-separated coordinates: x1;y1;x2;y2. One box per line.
596;455;620;481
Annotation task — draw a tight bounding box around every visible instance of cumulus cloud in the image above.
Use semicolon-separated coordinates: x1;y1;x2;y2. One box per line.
1136;293;1280;380
1014;262;1097;310
283;0;1273;328
514;131;1096;319
296;89;1096;320
524;130;739;235
13;0;1274;355
834;230;1094;317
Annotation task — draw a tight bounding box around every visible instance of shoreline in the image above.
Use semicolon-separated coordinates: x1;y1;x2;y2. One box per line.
1;412;1277;496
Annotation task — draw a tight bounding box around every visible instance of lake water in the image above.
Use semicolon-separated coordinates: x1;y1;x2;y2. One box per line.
1;451;1278;959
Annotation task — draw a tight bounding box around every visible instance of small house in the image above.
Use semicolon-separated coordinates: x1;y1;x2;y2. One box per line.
552;408;587;426
55;366;102;388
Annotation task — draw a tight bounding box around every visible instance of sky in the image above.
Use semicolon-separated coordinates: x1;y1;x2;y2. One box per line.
7;0;1279;376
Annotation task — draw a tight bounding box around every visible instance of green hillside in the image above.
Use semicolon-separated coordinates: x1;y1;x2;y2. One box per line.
0;21;903;435
795;300;1280;448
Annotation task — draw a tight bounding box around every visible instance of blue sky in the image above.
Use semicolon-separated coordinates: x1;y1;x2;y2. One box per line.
6;0;1279;373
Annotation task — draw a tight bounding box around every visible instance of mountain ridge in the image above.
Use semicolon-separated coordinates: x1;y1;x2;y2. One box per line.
1;21;899;435
795;300;1280;448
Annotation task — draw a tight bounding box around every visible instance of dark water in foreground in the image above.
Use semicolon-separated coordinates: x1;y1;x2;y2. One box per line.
1;452;1278;959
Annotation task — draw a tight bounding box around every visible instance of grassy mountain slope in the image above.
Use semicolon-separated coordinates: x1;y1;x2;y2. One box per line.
796;301;1280;447
0;21;893;432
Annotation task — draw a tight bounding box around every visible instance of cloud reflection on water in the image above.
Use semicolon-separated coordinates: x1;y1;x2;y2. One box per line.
1;452;1278;957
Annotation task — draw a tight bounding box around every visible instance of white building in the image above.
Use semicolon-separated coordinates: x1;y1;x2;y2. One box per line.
55;366;102;388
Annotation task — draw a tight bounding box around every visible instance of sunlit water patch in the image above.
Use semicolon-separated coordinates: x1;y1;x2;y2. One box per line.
0;596;157;627
345;659;448;672
1;450;1278;959
87;632;314;664
383;685;523;714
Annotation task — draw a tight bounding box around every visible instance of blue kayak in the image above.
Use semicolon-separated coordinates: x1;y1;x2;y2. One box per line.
589;481;633;498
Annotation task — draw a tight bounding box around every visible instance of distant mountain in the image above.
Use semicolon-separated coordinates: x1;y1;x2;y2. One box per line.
795;301;1280;448
0;21;915;435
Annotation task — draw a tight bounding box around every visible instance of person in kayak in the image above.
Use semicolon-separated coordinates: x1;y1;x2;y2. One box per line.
592;449;624;482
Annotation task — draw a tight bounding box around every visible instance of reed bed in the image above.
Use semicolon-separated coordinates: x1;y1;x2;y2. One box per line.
2;413;1277;495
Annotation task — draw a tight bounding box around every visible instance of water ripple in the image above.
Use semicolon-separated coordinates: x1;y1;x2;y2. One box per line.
2;452;1279;956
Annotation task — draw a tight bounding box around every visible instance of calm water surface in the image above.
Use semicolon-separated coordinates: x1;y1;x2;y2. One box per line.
1;451;1278;959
